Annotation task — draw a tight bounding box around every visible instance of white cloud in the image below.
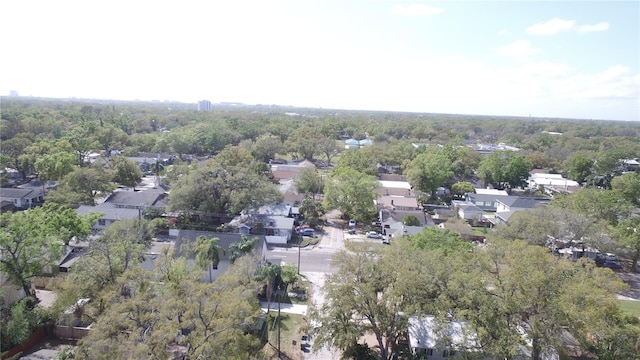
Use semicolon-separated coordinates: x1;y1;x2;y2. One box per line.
577;22;610;34
498;29;508;36
527;18;575;35
391;4;443;17
497;40;540;58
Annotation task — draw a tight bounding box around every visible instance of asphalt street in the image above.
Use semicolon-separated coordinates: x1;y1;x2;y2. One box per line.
266;224;345;359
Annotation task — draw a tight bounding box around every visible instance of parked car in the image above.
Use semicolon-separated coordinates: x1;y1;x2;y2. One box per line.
382;237;390;245
603;260;622;270
300;335;309;349
349;219;356;227
299;228;315;237
366;231;382;239
605;253;618;261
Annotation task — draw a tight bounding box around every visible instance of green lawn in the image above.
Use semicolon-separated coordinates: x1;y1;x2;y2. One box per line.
618;300;640;317
264;312;306;359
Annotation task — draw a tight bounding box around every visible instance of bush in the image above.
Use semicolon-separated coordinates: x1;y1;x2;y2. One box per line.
403;215;420;226
0;297;52;351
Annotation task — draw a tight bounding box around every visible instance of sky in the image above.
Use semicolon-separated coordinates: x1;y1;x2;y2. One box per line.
1;0;639;121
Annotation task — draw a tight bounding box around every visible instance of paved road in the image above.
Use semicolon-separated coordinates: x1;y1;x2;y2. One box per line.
266;223;345;359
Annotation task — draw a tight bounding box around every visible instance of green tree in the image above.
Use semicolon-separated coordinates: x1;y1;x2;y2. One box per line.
477;150;531;190
168;164;282;215
229;235;258;264
323;168;378;222
256;263;281;312
407;227;471;254
286;127;320;160
612;172;640;205
294;167;324;197
472;239;626;360
107;156;143;189
210;145;254;168
402;214;420;226
53;219;150;319
566;152;594;184
405;147;453;199
298;197;325;227
310;250;406;360
613;216;640;272
252;133;284;163
34;151;78;182
65;126;100;166
95;125;129;156
550;187;631;226
0;203;98;299
451;181;475;198
336;148;378;176
194;235;225;283
75;254;262;359
47;164;116;207
318;137;340;165
278;264;302;294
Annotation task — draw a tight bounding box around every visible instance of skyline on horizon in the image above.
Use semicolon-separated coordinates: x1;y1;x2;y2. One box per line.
2;1;638;121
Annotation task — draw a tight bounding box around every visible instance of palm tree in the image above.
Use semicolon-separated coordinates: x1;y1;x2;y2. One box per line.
194;235;225;283
257;263;281;313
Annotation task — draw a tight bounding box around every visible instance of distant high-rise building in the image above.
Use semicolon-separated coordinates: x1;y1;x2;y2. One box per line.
9;90;19;97
197;100;212;111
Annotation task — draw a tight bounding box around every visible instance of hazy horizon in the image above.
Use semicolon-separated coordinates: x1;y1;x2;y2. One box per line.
2;1;638;121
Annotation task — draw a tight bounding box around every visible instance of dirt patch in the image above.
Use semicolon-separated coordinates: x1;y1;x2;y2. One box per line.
19;336;77;357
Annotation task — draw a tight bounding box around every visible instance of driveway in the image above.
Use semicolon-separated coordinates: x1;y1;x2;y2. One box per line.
618;272;640;300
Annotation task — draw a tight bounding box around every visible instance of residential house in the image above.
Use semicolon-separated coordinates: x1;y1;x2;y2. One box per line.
474;188;508;196
456;203;484;221
494;197;550;225
527;172;580;194
0;187;44;208
407;315;552;360
407;315;482;359
76;203;141;231
344;138;360;149
17;179;58;193
464;192;511;212
102;187;169;211
171;230;267;283
469;142;520;156
236;215;295;245
622;158;640;172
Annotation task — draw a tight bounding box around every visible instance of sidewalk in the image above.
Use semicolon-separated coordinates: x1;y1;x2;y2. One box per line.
260;302;308;315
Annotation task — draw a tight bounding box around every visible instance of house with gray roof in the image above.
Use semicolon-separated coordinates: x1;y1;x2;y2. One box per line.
0;187;44;208
170;230;267;283
456;203;484;221
464;192;511;212
493;196;550;225
76;203;140;231
103;187;169;210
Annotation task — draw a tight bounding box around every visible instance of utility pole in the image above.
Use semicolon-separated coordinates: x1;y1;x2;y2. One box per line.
277;290;281;359
297;244;301;275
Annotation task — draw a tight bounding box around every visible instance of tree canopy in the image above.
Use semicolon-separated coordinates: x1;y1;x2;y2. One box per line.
0;203;99;299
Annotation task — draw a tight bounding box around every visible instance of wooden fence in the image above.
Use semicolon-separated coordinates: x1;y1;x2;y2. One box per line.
53;325;91;340
2;327;46;360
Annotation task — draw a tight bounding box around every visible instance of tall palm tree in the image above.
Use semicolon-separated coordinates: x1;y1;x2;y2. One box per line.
194;235;225;283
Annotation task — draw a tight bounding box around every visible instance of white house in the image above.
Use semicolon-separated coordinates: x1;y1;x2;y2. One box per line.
456;203;484;221
0;187;44;208
408;315;482;359
528;173;579;191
